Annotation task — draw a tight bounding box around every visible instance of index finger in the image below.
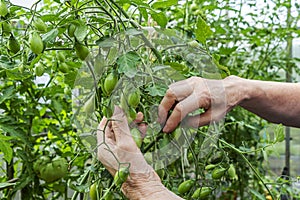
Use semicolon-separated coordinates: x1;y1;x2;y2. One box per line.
158;79;194;126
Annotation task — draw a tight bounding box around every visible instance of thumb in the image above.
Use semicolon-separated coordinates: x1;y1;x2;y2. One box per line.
111;106;133;145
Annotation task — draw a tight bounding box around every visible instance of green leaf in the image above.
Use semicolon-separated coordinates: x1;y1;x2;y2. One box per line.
0;86;15;104
0;138;13;163
275;124;284;143
195;17;213;44
152;0;178;9
117;52;140;78
0;182;16;189
139;7;148;22
145;84;167;96
150;12;168;28
74;24;88;42
6;67;31;81
249;189;266;200
42;29;59;43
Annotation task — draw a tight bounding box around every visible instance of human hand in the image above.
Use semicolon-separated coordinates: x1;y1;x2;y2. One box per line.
97;106;161;199
158;76;240;133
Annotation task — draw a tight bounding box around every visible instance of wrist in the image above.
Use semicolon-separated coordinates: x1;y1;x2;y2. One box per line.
223;75;255;108
121;166;164;199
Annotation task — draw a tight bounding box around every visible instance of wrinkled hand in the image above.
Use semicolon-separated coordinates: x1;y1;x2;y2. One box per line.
97;106;161;199
158;76;239;133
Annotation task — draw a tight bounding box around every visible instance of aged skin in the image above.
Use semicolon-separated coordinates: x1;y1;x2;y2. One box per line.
158;75;300;133
97;106;183;200
97;75;300;199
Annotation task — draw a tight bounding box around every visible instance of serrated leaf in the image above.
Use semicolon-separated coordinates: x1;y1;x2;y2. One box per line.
0;86;15;104
150;12;168;28
117;52;140;78
152;0;178;9
74;25;88;42
145;84;167;96
275;124;284;142
195;17;213;44
0;139;13;163
42;29;59;43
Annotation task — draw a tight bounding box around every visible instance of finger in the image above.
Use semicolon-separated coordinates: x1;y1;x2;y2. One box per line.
158;79;194;126
111;106;136;147
138;123;147;138
133;112;144;123
163;92;210;132
97;117;108;144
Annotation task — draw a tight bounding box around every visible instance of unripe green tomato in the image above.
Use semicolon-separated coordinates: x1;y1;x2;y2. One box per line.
212;167;227;179
131;128;142;148
94;54;105;75
128;90;140;108
33;18;47;32
83;94;95;114
188;40;199;48
74;42;89;60
128;107;137;120
144;152;152;163
67;23;76;37
33;156;51;174
114;167;129;187
2;21;11;35
35;63;45;77
205;164;217;171
89;183;97;200
103;72;118;95
0;0;8;17
56;51;65;62
29;32;44;54
104;191;114;200
228;164;237;180
178;180;194;194
102;105;113;118
58;63;69;73
192;187;212;199
7;34;20;54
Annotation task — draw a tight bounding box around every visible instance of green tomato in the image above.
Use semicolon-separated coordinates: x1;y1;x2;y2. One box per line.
128;90;140;108
7;34;20;54
33;156;51;174
188;40;199;48
83;94;95;114
40;157;68;183
74;42;89;60
178;180;194;194
228;164;237;180
33;18;47;32
103;72;118;95
131;128;142;148
128;107;137;121
114;167;129;187
2;21;11;35
35;63;45;77
192;187;212;199
104;191;114;200
56;51;66;62
205;164;217;171
29;32;44;54
58;62;69;73
0;0;8;17
67;23;76;37
89;183;98;200
212;167;227;179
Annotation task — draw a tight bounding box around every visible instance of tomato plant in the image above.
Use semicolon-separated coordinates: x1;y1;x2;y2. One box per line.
0;0;299;199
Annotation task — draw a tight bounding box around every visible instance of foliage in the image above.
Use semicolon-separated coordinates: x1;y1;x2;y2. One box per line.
0;0;299;199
